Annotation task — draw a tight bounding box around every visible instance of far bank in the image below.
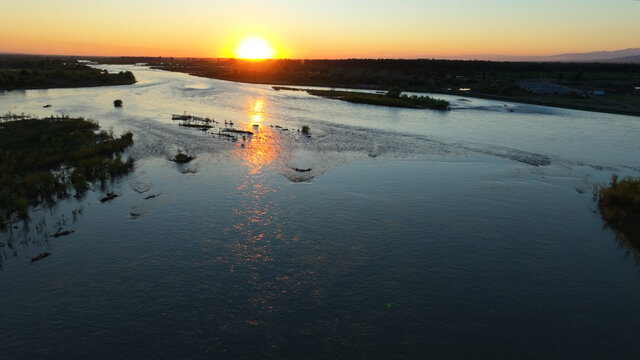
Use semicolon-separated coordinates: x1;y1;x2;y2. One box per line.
95;57;640;117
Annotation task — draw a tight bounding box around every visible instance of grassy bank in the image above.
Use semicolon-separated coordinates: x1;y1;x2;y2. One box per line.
597;175;640;249
0;55;135;90
305;89;449;110
0;115;134;228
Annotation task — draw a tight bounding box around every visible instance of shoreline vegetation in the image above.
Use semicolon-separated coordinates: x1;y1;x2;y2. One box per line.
93;56;640;116
597;175;640;252
0;114;135;229
0;55;135;90
274;86;449;110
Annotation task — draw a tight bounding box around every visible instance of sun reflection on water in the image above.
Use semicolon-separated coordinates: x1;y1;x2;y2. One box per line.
238;98;282;174
220;97;318;330
229;97;283;278
250;99;264;124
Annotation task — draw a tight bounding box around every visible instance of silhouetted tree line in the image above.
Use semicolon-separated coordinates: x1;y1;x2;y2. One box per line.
0;55;135;90
123;57;639;96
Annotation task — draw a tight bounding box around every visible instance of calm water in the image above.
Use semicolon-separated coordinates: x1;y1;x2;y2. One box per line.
1;65;640;359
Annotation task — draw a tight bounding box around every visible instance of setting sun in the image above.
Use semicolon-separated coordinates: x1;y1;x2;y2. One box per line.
235;37;274;60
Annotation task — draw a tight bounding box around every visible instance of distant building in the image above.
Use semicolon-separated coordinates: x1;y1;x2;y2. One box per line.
518;81;575;95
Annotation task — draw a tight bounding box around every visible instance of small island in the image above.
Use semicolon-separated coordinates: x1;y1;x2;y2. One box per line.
172;152;194;164
0;55;136;90
272;86;449;110
0;114;135;228
306;88;449;110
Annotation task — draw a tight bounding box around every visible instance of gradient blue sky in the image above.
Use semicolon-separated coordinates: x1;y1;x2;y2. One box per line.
1;0;638;58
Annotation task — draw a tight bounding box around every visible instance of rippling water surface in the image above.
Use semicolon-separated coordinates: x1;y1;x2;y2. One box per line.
1;65;640;359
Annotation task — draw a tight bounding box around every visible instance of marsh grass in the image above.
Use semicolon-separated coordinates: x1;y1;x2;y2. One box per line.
0;116;134;228
597;174;640;250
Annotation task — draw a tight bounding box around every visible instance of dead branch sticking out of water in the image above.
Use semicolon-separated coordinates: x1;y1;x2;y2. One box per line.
52;229;74;238
30;252;50;262
100;192;118;203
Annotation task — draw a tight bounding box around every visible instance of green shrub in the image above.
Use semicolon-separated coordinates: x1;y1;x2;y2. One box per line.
173;152;194;164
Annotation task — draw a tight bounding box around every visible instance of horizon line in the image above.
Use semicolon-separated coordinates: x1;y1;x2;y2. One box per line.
2;48;640;63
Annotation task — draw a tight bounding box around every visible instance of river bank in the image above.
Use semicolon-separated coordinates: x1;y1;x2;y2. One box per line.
126;57;640;117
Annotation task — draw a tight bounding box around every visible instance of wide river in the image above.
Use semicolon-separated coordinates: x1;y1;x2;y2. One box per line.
1;65;640;359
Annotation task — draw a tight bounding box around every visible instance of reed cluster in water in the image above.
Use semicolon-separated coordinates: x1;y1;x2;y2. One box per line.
597;174;640;249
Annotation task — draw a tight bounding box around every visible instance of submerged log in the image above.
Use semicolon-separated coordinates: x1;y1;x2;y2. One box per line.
217;132;235;139
179;123;213;130
222;128;253;135
53;230;74;238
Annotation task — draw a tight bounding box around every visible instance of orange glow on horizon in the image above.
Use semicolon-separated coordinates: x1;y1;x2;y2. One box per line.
1;2;638;59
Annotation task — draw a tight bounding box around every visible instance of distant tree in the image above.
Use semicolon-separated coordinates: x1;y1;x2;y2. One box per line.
386;87;401;98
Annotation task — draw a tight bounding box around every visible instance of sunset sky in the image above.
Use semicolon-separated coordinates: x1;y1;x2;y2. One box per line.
1;0;638;59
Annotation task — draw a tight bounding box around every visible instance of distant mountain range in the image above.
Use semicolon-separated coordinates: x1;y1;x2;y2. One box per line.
449;48;640;63
594;54;640;63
